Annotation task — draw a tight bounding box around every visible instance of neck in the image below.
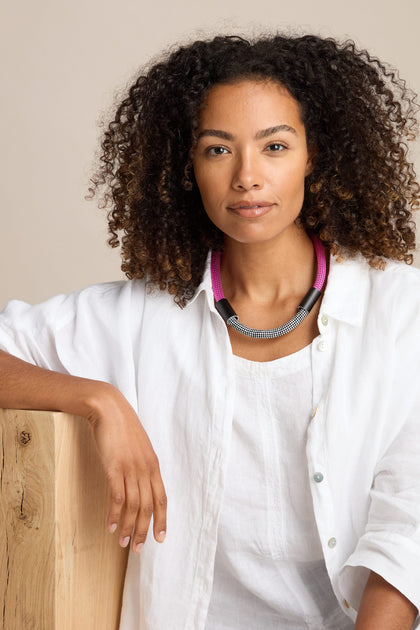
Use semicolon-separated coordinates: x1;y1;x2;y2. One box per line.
220;227;316;305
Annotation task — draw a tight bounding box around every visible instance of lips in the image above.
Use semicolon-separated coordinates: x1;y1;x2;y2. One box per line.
228;200;273;210
227;200;275;218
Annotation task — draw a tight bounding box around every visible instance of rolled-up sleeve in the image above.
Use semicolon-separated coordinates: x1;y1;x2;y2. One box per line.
339;420;420;620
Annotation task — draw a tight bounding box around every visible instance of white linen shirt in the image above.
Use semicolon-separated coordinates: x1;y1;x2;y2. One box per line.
1;252;420;630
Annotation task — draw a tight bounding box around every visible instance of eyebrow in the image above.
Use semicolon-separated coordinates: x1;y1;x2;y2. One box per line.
197;124;297;141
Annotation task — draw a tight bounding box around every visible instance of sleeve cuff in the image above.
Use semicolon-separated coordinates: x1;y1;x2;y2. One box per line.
338;531;420;625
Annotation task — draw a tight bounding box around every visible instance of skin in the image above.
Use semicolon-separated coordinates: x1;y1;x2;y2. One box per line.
193;80;314;248
193;80;320;361
354;572;417;629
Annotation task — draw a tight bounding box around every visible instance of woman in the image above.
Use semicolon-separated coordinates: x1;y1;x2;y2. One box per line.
1;34;419;629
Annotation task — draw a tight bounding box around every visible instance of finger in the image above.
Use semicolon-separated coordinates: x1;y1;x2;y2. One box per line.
151;468;167;543
118;474;140;548
107;470;125;534
132;479;154;553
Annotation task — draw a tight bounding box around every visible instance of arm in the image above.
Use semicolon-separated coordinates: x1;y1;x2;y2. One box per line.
355;571;418;630
0;349;167;553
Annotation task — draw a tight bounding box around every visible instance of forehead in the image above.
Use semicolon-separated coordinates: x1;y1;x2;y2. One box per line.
197;80;305;130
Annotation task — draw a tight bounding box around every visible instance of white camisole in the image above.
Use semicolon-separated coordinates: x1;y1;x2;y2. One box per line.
205;345;354;630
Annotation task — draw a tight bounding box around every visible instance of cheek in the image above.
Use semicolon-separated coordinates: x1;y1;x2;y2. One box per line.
196;181;213;210
194;165;224;207
277;162;308;193
192;164;206;197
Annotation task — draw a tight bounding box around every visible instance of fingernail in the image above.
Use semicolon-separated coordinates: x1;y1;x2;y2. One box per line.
120;536;130;548
135;543;144;554
108;523;117;534
157;531;166;543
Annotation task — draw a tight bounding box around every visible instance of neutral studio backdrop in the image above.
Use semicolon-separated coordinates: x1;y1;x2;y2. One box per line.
1;0;419;306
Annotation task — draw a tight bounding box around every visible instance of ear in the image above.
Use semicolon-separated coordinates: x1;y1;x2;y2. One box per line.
305;144;317;177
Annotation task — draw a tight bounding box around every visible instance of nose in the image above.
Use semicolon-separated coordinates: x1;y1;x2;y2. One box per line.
231;152;263;191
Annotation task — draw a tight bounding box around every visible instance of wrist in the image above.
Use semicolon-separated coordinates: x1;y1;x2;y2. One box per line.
74;379;121;426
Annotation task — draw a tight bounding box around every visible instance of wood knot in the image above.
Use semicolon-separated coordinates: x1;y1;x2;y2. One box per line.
19;431;31;445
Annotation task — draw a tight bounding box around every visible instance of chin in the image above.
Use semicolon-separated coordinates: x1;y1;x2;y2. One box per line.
224;233;285;248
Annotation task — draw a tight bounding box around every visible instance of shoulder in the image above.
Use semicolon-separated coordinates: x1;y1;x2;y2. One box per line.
368;258;420;290
0;279;148;333
0;279;155;374
361;258;420;326
325;256;420;334
333;252;420;287
355;253;420;295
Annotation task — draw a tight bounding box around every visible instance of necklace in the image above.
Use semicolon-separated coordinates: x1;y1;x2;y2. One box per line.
210;234;327;339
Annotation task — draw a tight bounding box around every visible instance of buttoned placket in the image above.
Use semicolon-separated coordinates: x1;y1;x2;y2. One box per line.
307;310;346;607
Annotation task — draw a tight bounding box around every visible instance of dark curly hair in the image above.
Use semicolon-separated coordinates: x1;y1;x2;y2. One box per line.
89;33;419;305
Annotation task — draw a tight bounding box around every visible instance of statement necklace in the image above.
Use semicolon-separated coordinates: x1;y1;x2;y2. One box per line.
210;234;327;339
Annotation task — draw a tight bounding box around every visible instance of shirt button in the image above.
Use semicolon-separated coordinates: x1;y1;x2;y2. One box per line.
311;406;318;418
328;537;337;549
321;314;329;326
313;472;324;483
344;599;350;609
317;341;327;352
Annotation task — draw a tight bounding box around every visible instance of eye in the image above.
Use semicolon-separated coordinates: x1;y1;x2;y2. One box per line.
206;145;229;156
265;142;287;152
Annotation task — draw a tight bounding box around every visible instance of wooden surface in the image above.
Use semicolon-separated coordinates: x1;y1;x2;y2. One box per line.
0;409;129;630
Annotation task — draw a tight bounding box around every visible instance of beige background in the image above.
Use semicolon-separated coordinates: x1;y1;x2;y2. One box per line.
1;0;419;306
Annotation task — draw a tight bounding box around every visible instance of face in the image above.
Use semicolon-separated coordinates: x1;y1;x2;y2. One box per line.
192;80;314;248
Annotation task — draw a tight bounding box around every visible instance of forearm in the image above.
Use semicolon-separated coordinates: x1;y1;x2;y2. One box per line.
0;349;112;420
355;571;417;630
0;349;167;551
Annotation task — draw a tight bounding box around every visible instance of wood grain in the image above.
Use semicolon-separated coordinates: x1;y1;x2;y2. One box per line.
0;409;129;630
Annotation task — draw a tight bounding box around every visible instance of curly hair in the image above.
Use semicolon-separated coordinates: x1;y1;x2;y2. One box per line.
89;33;419;305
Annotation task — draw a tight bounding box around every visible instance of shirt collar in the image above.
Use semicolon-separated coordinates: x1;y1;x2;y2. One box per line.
187;250;370;327
185;251;216;312
318;253;369;327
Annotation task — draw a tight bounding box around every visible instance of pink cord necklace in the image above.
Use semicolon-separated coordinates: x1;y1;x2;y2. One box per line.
210;234;327;339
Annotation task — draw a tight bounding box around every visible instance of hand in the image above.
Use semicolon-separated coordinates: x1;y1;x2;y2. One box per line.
86;383;167;553
0;351;167;553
